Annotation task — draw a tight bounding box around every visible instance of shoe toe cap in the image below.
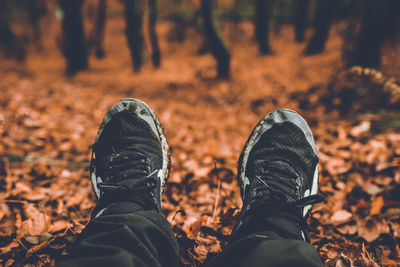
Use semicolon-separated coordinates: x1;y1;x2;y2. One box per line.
100;98;160;141
262;109;316;154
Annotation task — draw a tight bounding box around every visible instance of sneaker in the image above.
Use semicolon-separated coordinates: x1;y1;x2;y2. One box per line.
231;109;324;242
90;98;170;217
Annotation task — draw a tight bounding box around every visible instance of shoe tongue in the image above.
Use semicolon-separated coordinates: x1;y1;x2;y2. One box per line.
251;160;301;203
96;150;150;184
94;201;144;218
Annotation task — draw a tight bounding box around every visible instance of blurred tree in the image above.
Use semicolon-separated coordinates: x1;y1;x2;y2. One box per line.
272;0;285;35
230;0;242;41
200;0;230;78
167;0;186;42
0;1;26;61
148;0;161;67
93;0;107;59
124;0;143;72
342;0;361;65
254;0;275;55
197;40;209;55
0;1;16;51
304;0;335;55
294;0;310;42
27;0;47;51
59;0;88;75
349;0;386;67
383;0;400;39
169;15;185;42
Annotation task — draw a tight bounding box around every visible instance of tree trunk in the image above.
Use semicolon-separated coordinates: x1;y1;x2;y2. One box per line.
168;13;186;42
0;18;14;49
94;0;107;59
167;0;186;43
148;0;160;67
28;0;47;51
272;0;284;35
229;0;241;41
200;0;230;78
294;0;310;42
342;0;361;65
0;1;26;62
59;0;88;75
304;0;335;55
254;0;275;54
349;0;386;67
0;1;15;49
124;0;143;72
383;0;400;39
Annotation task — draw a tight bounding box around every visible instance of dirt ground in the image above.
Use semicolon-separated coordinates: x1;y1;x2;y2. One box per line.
0;10;400;266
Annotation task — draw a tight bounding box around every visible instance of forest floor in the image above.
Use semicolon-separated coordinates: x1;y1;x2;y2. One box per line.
1;13;400;267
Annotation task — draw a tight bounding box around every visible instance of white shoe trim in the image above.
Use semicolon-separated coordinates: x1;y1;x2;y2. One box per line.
302;164;319;217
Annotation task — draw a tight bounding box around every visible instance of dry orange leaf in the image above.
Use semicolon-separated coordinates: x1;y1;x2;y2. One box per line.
186;215;207;238
330;210;353;224
350;121;371;137
380;259;400;265
370;196;384;215
336;222;358;235
357;218;390;243
48;220;72;233
4;258;15;267
21;203;50;236
0;240;19;254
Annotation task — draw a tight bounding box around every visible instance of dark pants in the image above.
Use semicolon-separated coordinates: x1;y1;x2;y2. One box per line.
57;211;323;267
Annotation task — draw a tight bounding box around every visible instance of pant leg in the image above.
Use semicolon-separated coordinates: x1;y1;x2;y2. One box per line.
57;210;180;267
207;231;323;267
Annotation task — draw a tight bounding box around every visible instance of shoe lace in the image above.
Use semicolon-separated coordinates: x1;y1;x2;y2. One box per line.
96;149;160;211
250;160;324;210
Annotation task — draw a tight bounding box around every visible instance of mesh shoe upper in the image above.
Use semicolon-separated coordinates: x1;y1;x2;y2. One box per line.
90;99;170;216
232;109;324;242
244;121;319;213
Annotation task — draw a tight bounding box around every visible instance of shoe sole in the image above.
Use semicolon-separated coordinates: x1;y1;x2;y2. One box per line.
237;109;319;217
90;98;171;200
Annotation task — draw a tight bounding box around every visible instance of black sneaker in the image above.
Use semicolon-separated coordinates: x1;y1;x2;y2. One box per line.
231;109;324;242
90;98;170;217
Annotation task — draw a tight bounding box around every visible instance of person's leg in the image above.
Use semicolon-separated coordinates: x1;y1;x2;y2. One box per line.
57;99;179;267
209;109;324;267
208;231;322;267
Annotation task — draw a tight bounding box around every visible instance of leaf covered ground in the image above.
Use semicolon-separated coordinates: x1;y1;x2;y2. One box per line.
0;14;400;267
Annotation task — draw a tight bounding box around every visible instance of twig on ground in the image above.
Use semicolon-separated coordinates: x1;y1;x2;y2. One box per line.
212;161;221;222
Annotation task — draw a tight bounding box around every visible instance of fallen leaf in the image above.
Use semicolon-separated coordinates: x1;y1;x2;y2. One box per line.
0;157;9;179
331;210;353;224
380;259;400;265
4;258;14;267
186;215;207;238
65;189;89;208
26;238;54;258
21;203;49;236
350;121;371;137
336;221;358;235
324;157;352;176
24;235;40;245
357;217;390;242
48;220;72;233
0;240;19;254
370;196;384;215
